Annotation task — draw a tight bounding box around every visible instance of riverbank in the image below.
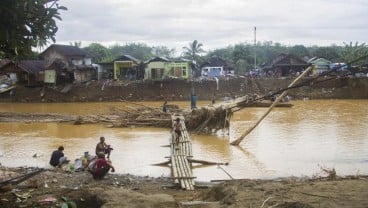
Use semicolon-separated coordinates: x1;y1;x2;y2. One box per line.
1;166;368;208
1;77;367;103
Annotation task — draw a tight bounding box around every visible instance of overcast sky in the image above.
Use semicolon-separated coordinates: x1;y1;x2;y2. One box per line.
54;0;368;55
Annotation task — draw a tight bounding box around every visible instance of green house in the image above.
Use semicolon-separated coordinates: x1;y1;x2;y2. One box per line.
144;57;192;80
113;55;143;80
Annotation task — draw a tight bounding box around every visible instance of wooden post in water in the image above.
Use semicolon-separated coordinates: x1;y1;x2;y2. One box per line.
230;66;314;146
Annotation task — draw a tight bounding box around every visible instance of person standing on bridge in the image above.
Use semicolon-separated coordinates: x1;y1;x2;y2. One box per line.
173;118;182;146
162;100;168;113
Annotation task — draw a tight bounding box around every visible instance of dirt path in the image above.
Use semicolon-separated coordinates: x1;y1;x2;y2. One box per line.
1;167;368;208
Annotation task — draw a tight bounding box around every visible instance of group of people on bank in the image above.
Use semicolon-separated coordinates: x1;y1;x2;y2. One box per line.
49;136;115;179
49;113;185;180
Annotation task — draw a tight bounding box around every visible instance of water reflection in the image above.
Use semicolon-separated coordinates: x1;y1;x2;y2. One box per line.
0;100;367;181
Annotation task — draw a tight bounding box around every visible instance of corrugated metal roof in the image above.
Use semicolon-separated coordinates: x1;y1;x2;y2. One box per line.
41;44;88;57
144;56;170;64
17;60;45;73
114;55;141;64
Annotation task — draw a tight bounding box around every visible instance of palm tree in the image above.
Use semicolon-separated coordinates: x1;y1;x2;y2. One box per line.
182;40;205;64
341;42;368;64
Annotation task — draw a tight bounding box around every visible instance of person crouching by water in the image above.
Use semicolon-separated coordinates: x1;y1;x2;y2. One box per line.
89;152;115;179
96;136;113;159
49;146;69;167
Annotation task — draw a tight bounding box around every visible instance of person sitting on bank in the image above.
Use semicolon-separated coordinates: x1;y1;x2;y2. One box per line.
49;146;69;167
89;152;115;179
96;136;113;159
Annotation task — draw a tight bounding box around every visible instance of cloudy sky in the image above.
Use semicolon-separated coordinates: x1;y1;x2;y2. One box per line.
55;0;368;54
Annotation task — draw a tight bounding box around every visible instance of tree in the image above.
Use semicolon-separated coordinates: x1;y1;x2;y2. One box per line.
0;0;67;59
206;46;234;64
310;45;341;62
288;45;309;59
152;46;176;58
182;40;205;65
109;43;152;61
232;44;253;68
83;43;110;63
235;59;251;75
70;41;82;48
340;42;368;64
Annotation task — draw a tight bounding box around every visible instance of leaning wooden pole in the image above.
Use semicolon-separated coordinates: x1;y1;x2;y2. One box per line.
230;66;314;146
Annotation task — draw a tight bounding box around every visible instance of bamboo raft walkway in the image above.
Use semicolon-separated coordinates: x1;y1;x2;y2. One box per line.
169;115;195;190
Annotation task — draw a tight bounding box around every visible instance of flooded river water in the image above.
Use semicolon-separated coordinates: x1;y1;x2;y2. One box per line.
0;100;367;181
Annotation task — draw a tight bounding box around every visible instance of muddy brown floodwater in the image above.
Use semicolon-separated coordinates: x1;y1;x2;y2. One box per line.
0;100;367;181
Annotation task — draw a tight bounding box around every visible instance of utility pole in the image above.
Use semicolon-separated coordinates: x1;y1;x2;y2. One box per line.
254;26;257;70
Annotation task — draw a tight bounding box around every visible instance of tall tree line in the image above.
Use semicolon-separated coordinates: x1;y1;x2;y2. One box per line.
205;41;368;74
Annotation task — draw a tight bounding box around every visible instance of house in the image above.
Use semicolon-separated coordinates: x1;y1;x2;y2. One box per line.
308;57;332;74
0;60;45;86
144;57;170;80
113;55;143;80
200;56;233;78
261;53;309;77
40;44;96;84
144;57;193;80
168;58;192;80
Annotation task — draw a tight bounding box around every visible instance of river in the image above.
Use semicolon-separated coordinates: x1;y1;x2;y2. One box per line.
0;100;367;181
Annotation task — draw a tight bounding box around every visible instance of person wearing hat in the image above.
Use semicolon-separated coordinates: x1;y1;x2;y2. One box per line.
89;152;115;179
172;118;182;146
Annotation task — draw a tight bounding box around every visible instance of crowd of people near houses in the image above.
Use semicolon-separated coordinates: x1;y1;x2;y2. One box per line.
49;136;115;180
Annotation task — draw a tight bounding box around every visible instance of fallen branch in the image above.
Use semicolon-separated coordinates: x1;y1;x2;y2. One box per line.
217;164;234;179
260;197;272;208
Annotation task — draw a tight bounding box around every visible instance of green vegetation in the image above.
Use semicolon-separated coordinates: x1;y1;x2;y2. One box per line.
81;41;367;73
0;0;67;59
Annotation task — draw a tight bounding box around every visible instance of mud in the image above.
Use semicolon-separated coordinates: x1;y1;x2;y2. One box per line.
1;77;368;103
1;166;368;208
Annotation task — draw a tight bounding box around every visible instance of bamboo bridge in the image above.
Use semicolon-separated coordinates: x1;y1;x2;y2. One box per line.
153;114;228;190
169;115;195;190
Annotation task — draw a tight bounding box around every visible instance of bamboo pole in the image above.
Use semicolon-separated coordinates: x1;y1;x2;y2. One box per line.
171;156;179;184
230;66;314;146
188;158;229;165
151;160;171;166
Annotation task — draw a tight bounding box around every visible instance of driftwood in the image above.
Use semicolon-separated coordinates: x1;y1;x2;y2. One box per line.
0;168;45;189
